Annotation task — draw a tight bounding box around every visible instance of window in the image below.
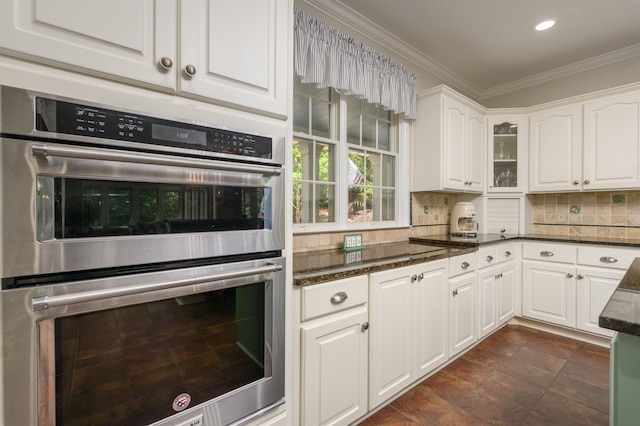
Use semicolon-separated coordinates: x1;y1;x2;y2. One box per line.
293;74;408;231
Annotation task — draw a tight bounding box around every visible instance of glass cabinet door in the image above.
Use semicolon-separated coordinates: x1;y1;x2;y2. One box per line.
488;116;525;193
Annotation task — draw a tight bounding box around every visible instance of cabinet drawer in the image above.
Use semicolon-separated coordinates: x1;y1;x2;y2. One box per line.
478;246;498;268
449;252;477;277
496;243;517;263
578;245;639;270
301;275;368;321
522;242;576;263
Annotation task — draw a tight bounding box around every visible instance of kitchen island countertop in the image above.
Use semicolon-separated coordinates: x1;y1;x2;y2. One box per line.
600;257;640;336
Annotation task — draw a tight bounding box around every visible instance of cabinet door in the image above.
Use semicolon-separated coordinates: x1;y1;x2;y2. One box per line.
443;96;468;191
301;307;368;426
179;0;288;116
576;267;623;337
583;92;640;190
466;107;485;192
414;261;449;377
369;266;413;409
488;116;526;193
449;273;477;356
477;268;497;339
529;105;582;192
522;261;576;327
497;261;517;326
0;0;176;89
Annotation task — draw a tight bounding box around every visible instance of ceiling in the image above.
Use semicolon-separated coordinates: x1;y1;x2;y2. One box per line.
305;0;640;100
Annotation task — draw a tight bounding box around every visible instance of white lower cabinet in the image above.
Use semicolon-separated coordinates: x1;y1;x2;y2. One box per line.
369;259;449;409
522;242;628;337
522;260;576;328
299;276;369;426
575;267;623;337
449;272;477;356
477;244;517;338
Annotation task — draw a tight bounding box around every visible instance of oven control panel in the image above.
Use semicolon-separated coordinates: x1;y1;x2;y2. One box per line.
34;96;272;160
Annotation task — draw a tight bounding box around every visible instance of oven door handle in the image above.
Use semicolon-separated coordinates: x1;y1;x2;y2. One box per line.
31;143;282;176
31;262;283;311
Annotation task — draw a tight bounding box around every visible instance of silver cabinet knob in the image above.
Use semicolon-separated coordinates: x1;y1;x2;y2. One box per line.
361;322;369;332
584;179;590;185
461;261;470;270
540;251;554;257
411;274;418;283
505;251;511;257
600;256;618;263
500;229;506;233
452;289;459;297
486;255;494;262
573;180;580;185
417;273;424;281
577;274;584;279
330;292;348;304
159;57;173;70
567;273;574;278
184;64;197;77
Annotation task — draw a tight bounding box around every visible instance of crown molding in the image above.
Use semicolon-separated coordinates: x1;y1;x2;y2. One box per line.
298;0;640;102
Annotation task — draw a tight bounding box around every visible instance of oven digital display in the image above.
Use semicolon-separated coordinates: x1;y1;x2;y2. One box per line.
152;123;207;146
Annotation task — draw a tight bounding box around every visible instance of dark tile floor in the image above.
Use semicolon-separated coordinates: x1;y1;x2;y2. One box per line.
358;325;610;425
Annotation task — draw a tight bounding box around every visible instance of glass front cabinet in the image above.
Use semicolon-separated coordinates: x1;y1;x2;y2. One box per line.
487;115;526;193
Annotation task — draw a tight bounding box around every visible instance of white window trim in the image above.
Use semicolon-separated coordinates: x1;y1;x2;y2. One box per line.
292;98;410;234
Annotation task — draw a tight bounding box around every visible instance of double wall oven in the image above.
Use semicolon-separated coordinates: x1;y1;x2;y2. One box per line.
0;86;285;426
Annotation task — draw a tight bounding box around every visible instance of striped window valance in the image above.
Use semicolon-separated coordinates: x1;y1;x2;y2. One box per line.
294;7;418;119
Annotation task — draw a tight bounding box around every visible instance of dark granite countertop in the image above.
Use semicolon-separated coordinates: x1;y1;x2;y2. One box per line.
293;241;476;286
600;257;640;336
293;234;640;287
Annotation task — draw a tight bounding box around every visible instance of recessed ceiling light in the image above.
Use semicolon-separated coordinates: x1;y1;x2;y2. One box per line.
535;19;556;31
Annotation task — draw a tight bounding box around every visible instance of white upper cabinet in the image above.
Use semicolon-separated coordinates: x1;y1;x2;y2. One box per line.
582;91;640;190
528;105;583;192
413;86;485;193
0;0;289;117
528;90;640;193
487;115;527;193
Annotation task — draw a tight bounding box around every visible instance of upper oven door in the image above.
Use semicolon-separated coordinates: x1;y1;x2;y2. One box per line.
1;137;284;278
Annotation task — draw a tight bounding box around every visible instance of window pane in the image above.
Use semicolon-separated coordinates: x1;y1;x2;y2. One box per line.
293;95;309;133
346;99;360;145
311;98;330;138
293;182;313;224
367;153;380;186
381;189;395;221
316;143;335;182
378;107;392;120
293;139;313;181
363;101;377;116
371;188;381;221
378;120;391;151
348;186;366;222
348;152;365;186
315;183;335;223
361;114;376;148
382;154;395;187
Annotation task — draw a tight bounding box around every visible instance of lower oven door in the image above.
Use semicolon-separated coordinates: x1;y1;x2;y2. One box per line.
1;137;283;278
1;256;285;426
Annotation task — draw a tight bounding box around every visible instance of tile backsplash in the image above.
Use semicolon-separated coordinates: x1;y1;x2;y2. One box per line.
292;190;640;252
529;191;640;239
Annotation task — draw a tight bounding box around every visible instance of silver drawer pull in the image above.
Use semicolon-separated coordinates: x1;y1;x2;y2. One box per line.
540;251;554;257
505;251;512;257
461;261;470;270
600;256;618;263
330;292;348;304
486;255;494;262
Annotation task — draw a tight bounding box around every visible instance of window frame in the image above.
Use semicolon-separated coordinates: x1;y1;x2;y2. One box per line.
292;87;409;234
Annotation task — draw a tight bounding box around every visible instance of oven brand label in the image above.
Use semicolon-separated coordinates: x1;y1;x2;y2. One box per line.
172;393;192;412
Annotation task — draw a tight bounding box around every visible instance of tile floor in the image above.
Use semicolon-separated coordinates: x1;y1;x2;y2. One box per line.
358;325;610;425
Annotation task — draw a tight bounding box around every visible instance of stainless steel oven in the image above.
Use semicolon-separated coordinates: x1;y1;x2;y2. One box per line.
0;86;286;426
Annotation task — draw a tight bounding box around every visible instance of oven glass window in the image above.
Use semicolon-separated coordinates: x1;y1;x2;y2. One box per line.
46;283;268;425
36;177;271;240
